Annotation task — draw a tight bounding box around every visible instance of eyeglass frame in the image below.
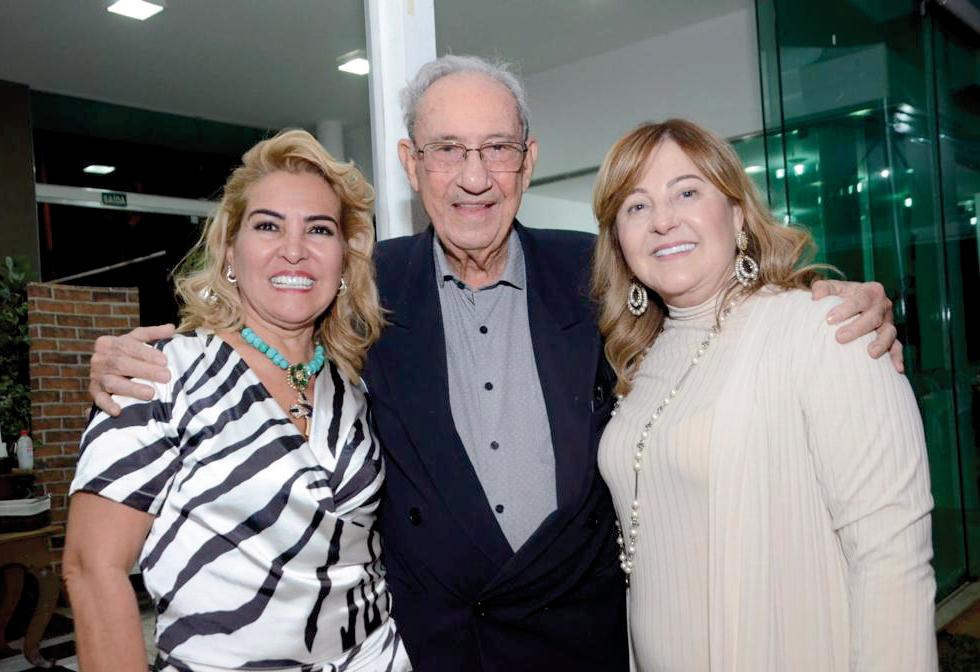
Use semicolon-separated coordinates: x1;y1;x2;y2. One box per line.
413;140;529;173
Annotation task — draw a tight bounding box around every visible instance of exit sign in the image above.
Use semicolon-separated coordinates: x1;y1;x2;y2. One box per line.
101;191;127;207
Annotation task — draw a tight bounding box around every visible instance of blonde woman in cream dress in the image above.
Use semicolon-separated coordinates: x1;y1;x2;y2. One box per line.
591;119;937;671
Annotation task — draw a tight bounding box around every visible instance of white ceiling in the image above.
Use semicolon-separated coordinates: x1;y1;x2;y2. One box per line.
0;0;751;131
435;0;751;75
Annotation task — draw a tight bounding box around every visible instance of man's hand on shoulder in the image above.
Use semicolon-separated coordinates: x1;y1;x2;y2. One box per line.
89;324;176;416
811;279;903;373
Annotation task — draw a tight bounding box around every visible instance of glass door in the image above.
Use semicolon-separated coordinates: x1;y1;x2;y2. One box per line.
755;0;980;598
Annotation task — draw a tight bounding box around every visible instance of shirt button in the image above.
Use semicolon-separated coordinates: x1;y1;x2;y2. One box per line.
495;504;504;514
490;441;499;450
479;325;488;334
484;382;493;391
456;280;466;290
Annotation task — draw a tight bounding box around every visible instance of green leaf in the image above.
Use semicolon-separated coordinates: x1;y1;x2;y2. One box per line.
0;257;31;443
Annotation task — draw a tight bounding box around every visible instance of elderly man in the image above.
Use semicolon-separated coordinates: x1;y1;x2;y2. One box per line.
88;55;898;670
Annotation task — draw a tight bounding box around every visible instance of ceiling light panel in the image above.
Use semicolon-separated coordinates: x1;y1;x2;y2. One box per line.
107;0;165;21
83;164;116;175
337;49;369;76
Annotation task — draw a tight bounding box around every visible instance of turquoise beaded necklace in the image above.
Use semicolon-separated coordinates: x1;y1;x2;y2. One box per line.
241;327;326;437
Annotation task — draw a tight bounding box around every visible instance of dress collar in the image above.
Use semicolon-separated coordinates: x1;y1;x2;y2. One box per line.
665;291;725;328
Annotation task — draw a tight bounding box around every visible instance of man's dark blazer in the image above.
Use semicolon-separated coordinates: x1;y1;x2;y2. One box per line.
364;222;628;671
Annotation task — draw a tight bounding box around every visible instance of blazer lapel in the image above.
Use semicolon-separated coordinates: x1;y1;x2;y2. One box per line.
516;223;596;509
378;228;513;566
479;223;601;597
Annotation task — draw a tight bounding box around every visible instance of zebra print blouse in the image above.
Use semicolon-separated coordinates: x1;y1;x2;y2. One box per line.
70;331;410;671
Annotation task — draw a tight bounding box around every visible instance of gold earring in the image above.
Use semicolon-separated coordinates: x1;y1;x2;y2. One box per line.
734;230;759;287
627;280;648;316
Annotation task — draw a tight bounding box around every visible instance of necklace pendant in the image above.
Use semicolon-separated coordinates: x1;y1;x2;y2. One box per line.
289;391;313;420
287;363;311;391
290;391;313;439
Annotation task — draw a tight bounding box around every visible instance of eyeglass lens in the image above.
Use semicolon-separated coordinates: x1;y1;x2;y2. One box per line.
421;143;525;172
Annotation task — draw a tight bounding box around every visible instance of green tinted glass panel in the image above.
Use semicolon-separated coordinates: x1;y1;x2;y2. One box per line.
756;0;980;599
932;8;980;582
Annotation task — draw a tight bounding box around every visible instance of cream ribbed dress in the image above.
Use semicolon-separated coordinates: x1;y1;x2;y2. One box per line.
598;288;937;672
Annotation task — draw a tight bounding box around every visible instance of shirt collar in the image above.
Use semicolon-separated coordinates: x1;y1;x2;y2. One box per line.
432;228;526;291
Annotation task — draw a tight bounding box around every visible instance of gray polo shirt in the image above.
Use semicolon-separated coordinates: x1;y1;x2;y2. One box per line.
433;231;557;551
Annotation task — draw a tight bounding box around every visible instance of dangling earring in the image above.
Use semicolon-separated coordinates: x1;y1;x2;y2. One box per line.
226;265;237;284
337;277;348;296
734;229;759;287
627;280;648;316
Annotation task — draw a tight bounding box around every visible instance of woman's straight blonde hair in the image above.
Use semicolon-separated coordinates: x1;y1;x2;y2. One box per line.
174;129;384;383
591;119;826;396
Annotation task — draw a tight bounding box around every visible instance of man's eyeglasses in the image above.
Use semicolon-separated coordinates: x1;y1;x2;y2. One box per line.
415;141;528;173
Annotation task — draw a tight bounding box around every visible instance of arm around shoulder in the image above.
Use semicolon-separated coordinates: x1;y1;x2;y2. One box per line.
89;324;175;416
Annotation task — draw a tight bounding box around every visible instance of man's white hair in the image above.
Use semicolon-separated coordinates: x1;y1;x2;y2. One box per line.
400;54;530;142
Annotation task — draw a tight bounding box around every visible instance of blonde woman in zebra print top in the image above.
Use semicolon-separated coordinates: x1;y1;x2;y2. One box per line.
64;131;410;672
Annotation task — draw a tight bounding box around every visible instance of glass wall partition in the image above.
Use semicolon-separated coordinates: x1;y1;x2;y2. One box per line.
756;0;980;598
932;2;980;589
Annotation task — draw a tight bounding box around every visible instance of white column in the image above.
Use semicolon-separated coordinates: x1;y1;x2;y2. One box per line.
365;0;436;240
315;120;346;162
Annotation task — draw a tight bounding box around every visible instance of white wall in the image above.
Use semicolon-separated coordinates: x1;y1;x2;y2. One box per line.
524;8;762;182
518;7;762;233
518;191;597;234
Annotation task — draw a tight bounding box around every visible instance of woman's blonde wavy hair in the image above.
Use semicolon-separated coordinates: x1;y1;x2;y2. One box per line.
591;119;826;396
174;129;384;383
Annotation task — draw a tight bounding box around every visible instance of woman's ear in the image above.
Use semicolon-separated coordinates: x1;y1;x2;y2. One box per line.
733;203;745;235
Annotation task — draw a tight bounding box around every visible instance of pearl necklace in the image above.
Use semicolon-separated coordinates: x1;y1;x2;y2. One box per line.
241;327;326;438
611;299;738;584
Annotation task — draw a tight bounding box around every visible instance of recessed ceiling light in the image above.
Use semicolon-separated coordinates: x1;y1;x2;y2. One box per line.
744;165;764;174
107;0;165;21
337;50;370;76
84;164;116;175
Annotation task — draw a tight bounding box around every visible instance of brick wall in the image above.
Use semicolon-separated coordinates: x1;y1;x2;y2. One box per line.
27;283;139;552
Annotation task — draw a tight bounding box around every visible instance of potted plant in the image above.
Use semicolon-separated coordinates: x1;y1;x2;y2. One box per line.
0;256;31;450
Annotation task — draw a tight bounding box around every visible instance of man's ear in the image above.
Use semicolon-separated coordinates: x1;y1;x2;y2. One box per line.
398;139;421;192
521;138;539;192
